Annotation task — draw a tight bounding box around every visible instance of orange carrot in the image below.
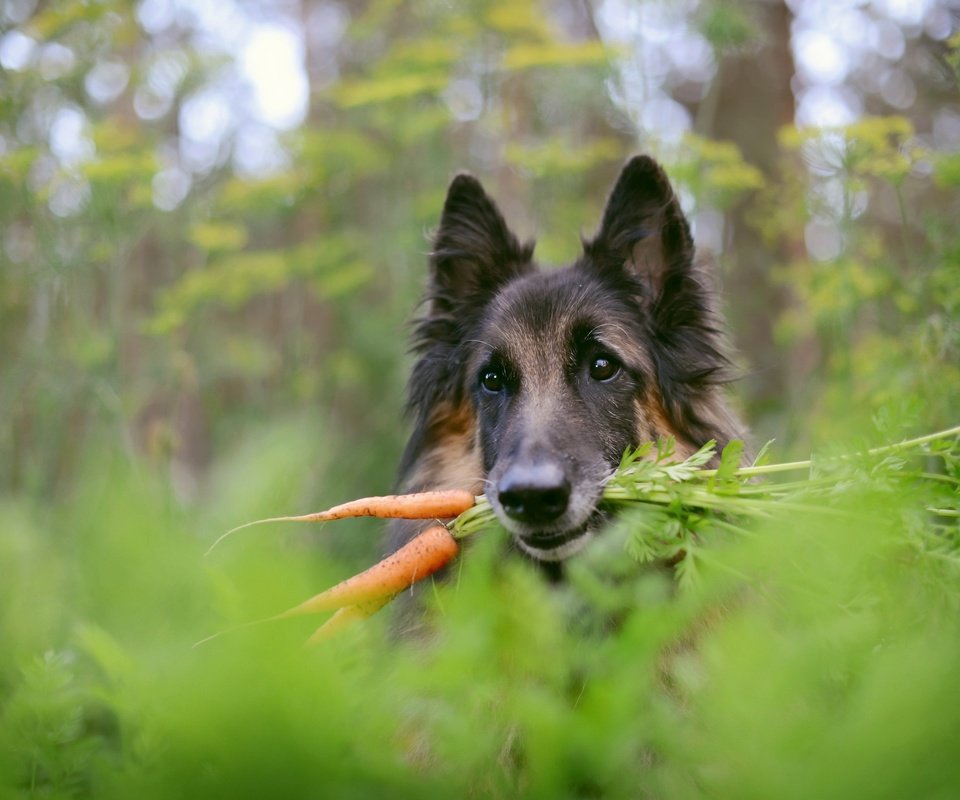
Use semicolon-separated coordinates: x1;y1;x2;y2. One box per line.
207;490;476;555
291;490;476;522
276;525;459;619
305;596;393;645
192;595;394;650
195;528;457;648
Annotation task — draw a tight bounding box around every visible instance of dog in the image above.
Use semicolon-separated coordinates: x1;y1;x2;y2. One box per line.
388;155;746;570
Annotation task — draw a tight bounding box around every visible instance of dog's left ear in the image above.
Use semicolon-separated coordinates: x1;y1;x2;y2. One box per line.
585;155;695;306
587;157;737;446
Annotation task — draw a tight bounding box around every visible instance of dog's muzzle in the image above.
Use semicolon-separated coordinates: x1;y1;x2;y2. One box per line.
493;460;600;562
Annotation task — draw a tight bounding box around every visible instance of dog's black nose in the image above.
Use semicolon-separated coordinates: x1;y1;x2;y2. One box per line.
497;462;571;525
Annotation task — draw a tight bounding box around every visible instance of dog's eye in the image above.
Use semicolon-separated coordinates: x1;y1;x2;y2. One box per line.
589;356;620;382
480;368;505;393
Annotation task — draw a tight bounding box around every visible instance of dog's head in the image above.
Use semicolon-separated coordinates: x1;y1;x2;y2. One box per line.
402;156;742;562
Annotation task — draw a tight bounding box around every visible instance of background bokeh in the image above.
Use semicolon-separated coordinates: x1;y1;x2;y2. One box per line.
1;1;959;797
3;0;958;508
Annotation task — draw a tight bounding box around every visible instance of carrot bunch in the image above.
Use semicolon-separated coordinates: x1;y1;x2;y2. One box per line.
203;490;478;645
203;424;960;646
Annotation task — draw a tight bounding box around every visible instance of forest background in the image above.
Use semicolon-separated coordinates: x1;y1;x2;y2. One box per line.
1;0;959;797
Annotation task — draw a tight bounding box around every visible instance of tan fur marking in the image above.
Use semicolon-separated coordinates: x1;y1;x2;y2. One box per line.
635;387;749;465
633;391;697;458
404;402;484;495
629;220;667;295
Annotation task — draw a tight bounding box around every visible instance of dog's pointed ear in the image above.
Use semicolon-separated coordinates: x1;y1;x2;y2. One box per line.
408;175;533;420
585;155;694;304
429;174;534;310
586;157;734;441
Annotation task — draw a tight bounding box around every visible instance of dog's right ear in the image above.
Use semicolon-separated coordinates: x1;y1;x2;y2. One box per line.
428;174;534;311
406;175;533;430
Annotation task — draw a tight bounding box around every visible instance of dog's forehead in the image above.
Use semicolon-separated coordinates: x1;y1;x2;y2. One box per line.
481;272;584;349
477;268;644;363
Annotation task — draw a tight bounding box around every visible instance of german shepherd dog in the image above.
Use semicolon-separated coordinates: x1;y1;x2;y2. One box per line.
389;156;746;568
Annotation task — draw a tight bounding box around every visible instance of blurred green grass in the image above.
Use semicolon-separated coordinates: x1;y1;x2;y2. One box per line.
2;422;959;798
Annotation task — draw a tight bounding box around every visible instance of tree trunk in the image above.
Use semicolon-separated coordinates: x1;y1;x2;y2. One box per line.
700;0;798;436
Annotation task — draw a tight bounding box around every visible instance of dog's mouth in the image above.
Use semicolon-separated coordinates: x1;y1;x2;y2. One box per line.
510;510;607;563
486;464;613;563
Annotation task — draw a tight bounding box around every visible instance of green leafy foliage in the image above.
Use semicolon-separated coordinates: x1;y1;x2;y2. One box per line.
667;134;766;211
454;429;960;602
698;0;758;53
3;425;960;797
755;116;960;445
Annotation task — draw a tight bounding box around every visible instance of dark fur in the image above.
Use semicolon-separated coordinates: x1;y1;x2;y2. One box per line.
389;156;746;565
